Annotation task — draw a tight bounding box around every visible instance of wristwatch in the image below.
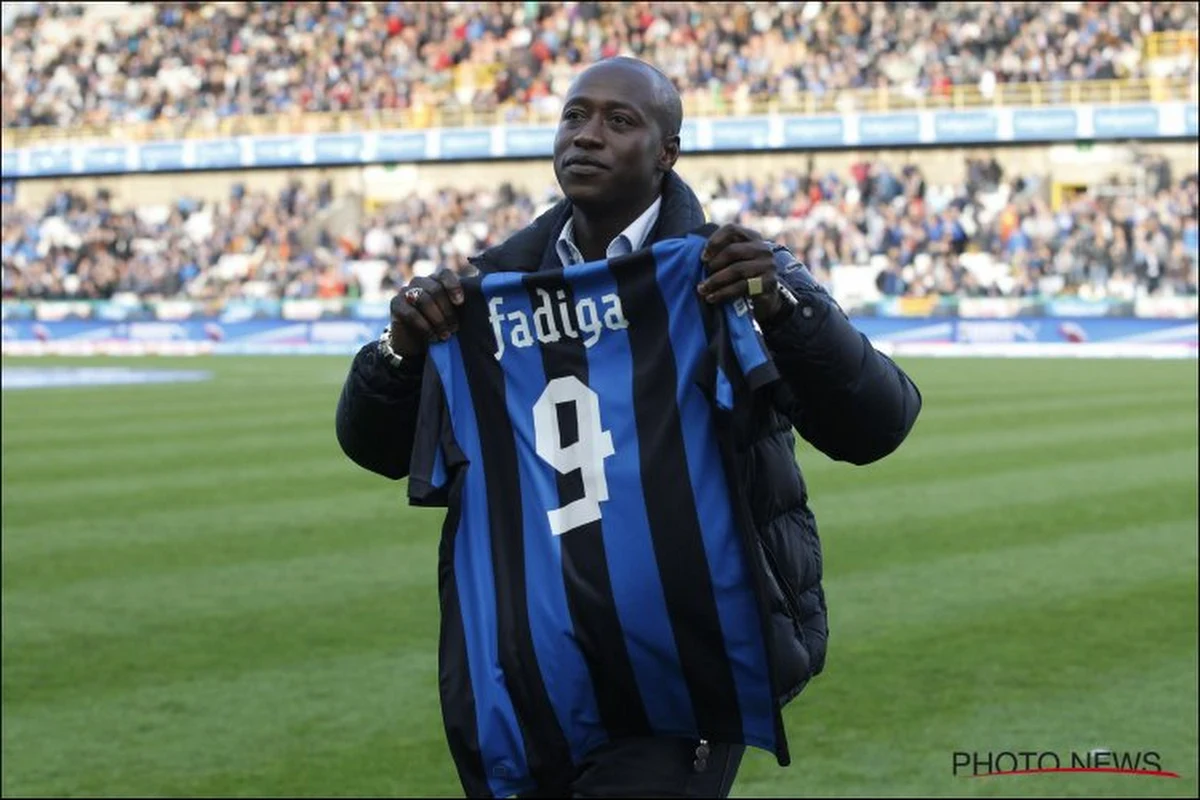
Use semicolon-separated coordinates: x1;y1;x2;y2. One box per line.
378;325;406;369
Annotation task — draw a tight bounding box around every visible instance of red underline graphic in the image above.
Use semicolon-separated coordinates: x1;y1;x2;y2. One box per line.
970;768;1181;778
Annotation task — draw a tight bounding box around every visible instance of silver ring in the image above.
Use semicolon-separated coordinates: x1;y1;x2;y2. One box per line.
404;286;424;304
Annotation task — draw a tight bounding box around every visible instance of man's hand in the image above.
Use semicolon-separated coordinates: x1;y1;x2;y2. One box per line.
388;268;464;359
696;223;784;323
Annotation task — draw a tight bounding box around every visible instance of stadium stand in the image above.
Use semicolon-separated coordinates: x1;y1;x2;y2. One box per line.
4;154;1196;303
2;1;1197;143
1;2;1197;308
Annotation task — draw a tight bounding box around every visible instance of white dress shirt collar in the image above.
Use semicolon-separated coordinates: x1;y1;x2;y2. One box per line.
555;196;662;267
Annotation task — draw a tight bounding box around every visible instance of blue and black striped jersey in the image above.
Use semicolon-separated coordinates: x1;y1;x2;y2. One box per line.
409;231;780;798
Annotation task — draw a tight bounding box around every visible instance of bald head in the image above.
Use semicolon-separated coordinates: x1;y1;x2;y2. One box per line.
554;55;683;215
572;57;683;139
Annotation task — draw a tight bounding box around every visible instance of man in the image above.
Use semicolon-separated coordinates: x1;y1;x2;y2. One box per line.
336;57;922;798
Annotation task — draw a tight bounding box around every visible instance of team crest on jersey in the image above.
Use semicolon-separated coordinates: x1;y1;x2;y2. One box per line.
488;289;628;359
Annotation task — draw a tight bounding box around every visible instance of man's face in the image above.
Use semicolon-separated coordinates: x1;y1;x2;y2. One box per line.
552;62;677;210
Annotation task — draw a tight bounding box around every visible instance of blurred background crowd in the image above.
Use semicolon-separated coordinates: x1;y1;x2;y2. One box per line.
4;154;1196;303
3;1;1196;131
1;1;1197;306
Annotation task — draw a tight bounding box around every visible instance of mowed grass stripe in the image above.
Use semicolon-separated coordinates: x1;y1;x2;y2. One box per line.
811;425;1195;492
830;573;1198;724
8;420;1190;586
0;406;337;451
0;481;386;530
809;445;1196;508
0;389;326;422
823;482;1196;575
905;404;1195;456
782;576;1196;744
11;400;1171;513
7;444;1177;595
916;387;1196;428
2;566;442;706
2;455;368;512
2;422;350;479
823;518;1195;641
898;358;1196;395
2;539;437;643
921;376;1194;405
5;454;1191;633
0;486;398;558
1;649;444;799
15;414;1184;518
0;492;424;590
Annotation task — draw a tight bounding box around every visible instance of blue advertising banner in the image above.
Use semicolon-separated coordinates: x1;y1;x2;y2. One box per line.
193;139;242;170
933;111;999;142
782;116;845;148
252;137;305;167
138;142;187;172
23;146;74;177
1;148;19;177
217;299;284;323
710;117;771;150
1092;105;1160;139
854;317;1198;345
349;300;391;320
375;131;427;162
3;102;1196;179
313;134;365;164
503;126;556;157
858;113;921;145
3;317;1194;348
1011;108;1079;140
439;129;492;160
81;145;129;173
0;319;380;347
680;118;699;152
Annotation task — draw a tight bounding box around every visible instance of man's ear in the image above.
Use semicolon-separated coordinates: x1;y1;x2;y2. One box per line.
659;135;681;174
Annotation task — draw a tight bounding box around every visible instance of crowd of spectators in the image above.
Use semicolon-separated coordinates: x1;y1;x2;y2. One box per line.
3;1;1197;133
4;157;1196;304
700;154;1198;300
1;177;342;301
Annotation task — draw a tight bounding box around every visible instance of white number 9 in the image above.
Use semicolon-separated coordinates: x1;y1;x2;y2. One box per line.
532;376;614;536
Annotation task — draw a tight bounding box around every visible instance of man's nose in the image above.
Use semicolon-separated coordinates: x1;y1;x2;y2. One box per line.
572;116;604;149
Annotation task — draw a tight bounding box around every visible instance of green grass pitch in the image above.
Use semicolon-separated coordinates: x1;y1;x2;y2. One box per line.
2;355;1196;797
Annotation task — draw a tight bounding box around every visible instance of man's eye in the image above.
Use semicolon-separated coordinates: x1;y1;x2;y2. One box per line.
563;109;584;122
611;115;632;126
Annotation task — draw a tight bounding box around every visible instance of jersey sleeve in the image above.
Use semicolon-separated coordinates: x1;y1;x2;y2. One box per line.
721;296;780;396
407;356;462;507
698;294;781;412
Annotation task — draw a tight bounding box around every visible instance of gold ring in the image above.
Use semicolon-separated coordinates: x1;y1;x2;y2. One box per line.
746;276;764;296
